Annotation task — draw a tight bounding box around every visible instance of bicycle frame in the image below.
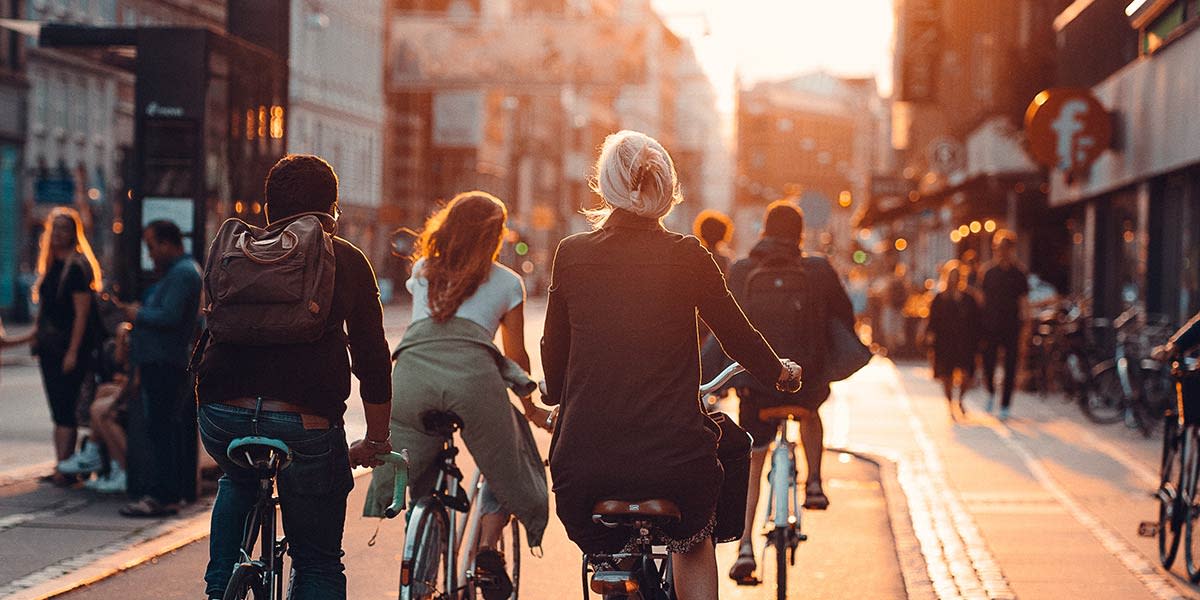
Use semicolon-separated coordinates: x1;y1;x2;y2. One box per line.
764;420;801;531
236;473;286;600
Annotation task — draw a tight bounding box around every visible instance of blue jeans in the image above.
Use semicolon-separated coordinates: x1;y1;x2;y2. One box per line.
199;403;355;599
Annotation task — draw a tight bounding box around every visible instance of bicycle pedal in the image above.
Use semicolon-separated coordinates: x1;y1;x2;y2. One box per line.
1138;521;1159;537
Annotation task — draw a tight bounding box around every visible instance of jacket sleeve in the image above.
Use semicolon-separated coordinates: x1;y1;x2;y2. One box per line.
694;242;781;386
344;245;392;406
540;241;571;406
135;265;200;329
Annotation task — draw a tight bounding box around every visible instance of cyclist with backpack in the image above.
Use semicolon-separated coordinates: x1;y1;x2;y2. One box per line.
193;155;393;599
724;200;856;583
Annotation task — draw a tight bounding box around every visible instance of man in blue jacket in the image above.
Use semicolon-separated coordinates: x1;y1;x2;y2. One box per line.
119;219;202;517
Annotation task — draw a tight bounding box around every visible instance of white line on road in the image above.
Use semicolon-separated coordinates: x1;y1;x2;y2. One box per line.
991;423;1189;600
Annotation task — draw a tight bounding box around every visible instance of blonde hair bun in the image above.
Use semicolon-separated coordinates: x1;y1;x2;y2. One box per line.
587;130;682;226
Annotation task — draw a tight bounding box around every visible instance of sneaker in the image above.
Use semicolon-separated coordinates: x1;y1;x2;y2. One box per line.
984;392;996;414
57;439;104;475
474;548;514;600
91;466;127;494
998;407;1011;421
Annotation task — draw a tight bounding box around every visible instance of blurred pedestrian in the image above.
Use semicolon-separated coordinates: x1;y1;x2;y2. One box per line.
925;260;981;418
30;207;104;486
693;209;735;275
980;230;1029;420
723;200;856;582
84;322;135;493
542;130;800;599
117;220;202;517
877;262;911;354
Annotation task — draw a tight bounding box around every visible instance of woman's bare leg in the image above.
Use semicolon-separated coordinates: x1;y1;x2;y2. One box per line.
672;540;718;600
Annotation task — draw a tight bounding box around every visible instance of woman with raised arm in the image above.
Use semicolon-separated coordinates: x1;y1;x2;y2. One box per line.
541;130;801;599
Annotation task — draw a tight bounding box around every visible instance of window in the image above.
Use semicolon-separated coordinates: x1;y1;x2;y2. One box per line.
1134;0;1200;55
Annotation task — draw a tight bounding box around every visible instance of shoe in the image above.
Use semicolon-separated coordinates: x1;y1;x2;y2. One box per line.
57;439;104;475
803;481;830;510
474;548;514;600
119;496;177;518
998;407;1010;421
89;466;127;494
728;542;757;583
984;393;996;414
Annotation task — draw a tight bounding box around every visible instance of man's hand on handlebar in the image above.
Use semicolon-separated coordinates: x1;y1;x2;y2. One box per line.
777;358;803;393
349;438;391;468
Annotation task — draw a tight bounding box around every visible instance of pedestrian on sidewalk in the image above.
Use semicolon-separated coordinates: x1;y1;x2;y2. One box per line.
693;209;735;275
364;191;550;600
980;230;1029;420
722;200;857;583
83;322;135;494
194;154;393;600
29;208;105;486
925;260;981;418
116;220;201;517
542;130;801;600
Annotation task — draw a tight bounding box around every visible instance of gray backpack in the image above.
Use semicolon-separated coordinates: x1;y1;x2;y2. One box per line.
201;212;337;345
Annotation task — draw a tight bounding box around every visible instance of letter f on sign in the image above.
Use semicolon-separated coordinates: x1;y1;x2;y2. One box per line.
1051;100;1089;172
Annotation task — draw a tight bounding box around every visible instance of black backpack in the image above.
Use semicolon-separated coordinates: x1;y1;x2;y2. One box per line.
736;254;829;400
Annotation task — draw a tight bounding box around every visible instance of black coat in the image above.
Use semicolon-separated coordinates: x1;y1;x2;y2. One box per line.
927;291;982;377
541;209;781;553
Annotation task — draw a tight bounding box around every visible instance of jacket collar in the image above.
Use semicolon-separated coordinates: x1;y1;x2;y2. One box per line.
603;209;663;231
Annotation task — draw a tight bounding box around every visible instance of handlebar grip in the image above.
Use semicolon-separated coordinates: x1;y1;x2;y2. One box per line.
374;450;409;519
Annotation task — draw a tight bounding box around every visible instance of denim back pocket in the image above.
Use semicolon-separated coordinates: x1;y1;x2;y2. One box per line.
278;426;353;498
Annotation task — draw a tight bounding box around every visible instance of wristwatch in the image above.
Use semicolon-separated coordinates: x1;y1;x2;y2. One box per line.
776;363;802;393
364;436;390;450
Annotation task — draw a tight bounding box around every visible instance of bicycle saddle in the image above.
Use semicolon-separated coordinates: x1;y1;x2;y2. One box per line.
758;404;812;421
421;410;465;438
227;436;292;472
591;499;681;527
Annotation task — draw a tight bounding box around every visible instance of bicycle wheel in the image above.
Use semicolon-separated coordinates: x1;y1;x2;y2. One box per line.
1083;363;1125;424
1181;429;1200;581
222;563;268;600
1159;416;1183;568
401;499;450;600
773;528;788;600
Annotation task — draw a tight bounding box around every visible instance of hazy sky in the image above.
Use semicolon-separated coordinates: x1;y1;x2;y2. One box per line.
651;0;895;108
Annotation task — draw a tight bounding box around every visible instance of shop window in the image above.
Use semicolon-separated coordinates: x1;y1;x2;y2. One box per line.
1134;0;1200;55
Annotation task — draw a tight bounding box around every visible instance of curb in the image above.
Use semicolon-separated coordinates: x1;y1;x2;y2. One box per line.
829;444;938;600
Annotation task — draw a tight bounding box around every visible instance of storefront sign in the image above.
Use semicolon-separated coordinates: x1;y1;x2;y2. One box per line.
1025;88;1112;176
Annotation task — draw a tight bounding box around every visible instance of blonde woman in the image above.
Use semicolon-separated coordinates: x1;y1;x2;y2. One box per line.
542;130;800;599
30;207;104;484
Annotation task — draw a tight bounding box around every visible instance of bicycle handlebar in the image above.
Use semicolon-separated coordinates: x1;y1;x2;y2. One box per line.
374;449;410;519
700;363;745;396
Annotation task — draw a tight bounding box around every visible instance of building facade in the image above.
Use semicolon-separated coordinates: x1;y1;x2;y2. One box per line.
0;0;27;317
287;0;386;267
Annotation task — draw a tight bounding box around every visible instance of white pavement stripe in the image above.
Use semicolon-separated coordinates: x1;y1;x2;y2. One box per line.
883;361;1016;600
993;424;1189;600
0;498;89;534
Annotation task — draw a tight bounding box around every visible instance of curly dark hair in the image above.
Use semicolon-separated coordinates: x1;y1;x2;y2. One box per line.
416;191;508;322
264;154;339;221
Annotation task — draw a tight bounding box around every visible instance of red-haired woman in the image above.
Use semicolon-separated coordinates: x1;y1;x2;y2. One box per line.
364;191;550;598
30;207;104;485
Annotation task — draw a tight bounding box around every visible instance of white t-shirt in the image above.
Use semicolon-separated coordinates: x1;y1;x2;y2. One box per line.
407;258;526;335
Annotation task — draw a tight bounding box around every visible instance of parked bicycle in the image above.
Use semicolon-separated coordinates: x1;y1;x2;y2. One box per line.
1082;307;1175;436
1144;349;1200;584
400;410;523;600
221;436;407;600
581;362;752;600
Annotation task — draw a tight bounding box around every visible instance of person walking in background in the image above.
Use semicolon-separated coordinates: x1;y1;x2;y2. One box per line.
542;130;801;600
723;200;856;582
117;220;202;517
925;260;981;418
980;230;1029;420
29;207;104;486
693;209;735;275
194;155;393;599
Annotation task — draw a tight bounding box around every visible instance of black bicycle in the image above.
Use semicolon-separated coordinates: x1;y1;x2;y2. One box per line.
399;410;522;600
581;362;747;600
220;436;406;600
